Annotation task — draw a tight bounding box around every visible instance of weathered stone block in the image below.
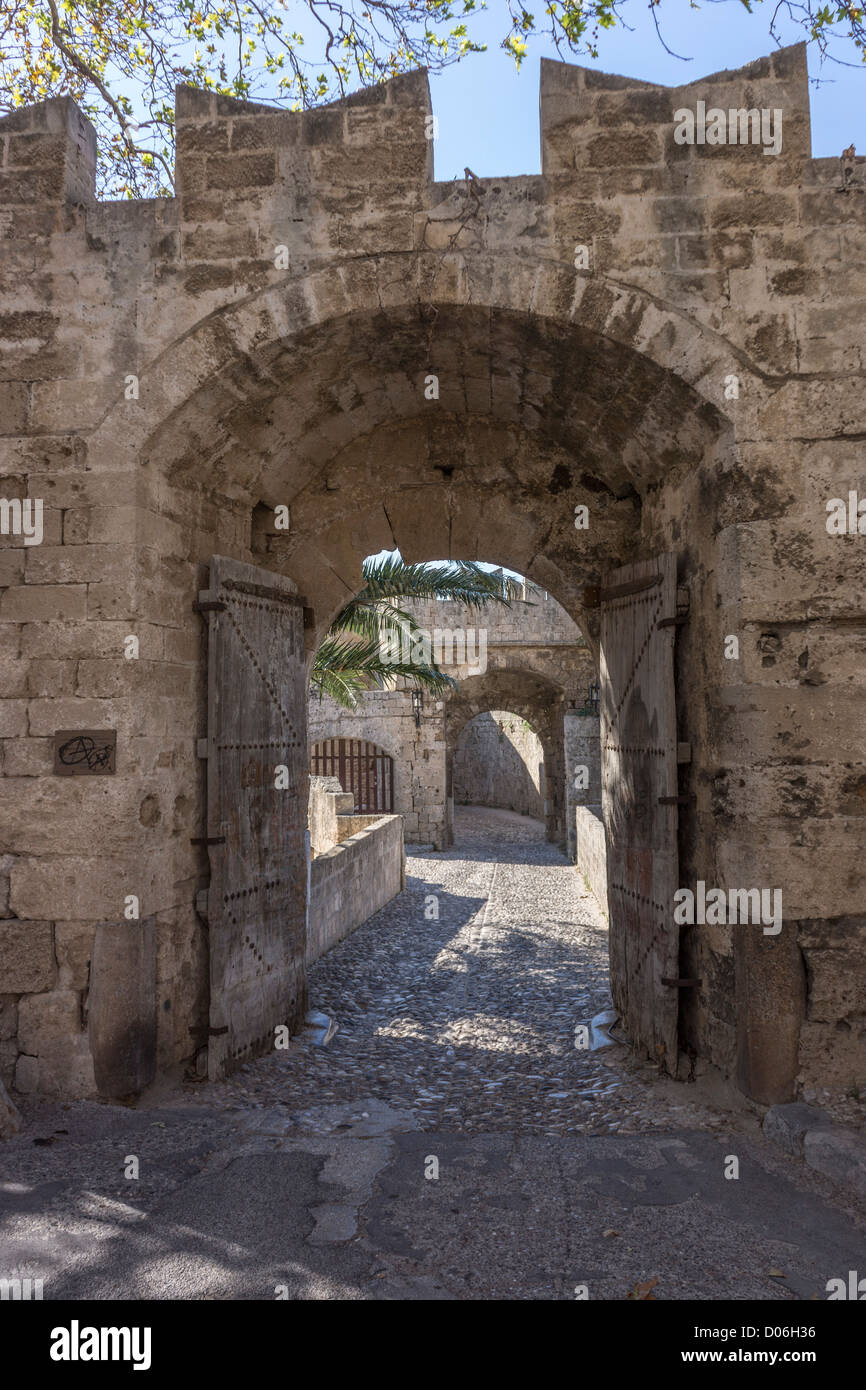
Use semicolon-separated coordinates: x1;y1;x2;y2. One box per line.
181;225;258;260
88;918;156;1098
25;659;75;698
176;121;230;154
0;1040;16;1092
10;857;133;920
0;551;25;588
763;1101;830;1155
0;920;56;992
0;657;27;697
26;698;118;740
25;544;130;585
206;154;276;189
54;921;95;989
17;987;78;1053
14;985;96;1096
74;660;133;699
804;1128;866;1198
0;1077;21;1137
0;995;18;1040
0;699;28;736
13;1053;38;1092
0;585;87;622
231;115;300;150
735;924;806;1104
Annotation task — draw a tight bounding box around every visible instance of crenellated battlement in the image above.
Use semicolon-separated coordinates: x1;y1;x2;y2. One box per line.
1;42;863;453
2;43;861;248
539;42;814;177
0;43;861;415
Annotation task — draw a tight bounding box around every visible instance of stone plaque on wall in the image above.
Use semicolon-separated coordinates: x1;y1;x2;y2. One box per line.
53;729;117;775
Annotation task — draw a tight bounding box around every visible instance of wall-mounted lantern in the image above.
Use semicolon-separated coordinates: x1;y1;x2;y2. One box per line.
588;680;600;714
411;689;424;728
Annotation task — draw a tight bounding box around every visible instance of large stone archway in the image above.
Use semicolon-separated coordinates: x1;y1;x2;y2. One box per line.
2;42;864;1107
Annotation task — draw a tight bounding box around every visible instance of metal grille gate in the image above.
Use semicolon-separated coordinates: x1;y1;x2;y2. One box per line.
311;738;394;814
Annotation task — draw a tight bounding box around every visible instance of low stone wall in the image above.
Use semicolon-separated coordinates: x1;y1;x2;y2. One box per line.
334;813;386;844
575;804;607;917
307;814;405;965
308;776;356;855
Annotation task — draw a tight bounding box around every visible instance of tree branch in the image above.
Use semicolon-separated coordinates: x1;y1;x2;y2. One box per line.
43;0;137;151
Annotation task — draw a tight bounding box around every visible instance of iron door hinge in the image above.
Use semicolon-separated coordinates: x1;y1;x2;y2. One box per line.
657;614;687;629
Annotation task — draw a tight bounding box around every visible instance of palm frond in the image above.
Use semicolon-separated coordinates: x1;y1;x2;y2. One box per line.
311;632;458;710
308;661;370;711
357;554;526;609
313;553;536;710
327;599;416;641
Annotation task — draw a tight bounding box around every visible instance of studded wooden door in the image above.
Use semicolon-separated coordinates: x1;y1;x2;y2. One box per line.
201;556;308;1080
600;553;680;1074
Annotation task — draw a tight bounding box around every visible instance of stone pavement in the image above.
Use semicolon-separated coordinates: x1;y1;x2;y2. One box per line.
1;808;864;1300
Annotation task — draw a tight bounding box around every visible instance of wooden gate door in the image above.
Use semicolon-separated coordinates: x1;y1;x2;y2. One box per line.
200;556;308;1080
599;553;680;1074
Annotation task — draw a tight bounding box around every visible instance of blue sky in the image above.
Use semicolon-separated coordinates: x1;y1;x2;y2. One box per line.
429;1;863;179
99;2;861;188
367;549;525;579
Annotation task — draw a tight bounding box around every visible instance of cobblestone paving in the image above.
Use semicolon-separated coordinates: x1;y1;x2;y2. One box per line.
6;807;866;1303
192;807;748;1138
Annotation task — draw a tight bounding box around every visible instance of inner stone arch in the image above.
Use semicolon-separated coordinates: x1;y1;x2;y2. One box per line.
444;667;573;845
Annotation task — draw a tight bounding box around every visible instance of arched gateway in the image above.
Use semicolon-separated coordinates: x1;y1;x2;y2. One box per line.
1;43;863;1106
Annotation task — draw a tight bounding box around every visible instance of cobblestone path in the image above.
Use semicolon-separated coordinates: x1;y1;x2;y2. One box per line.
4;807;866;1301
200;806;736;1137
